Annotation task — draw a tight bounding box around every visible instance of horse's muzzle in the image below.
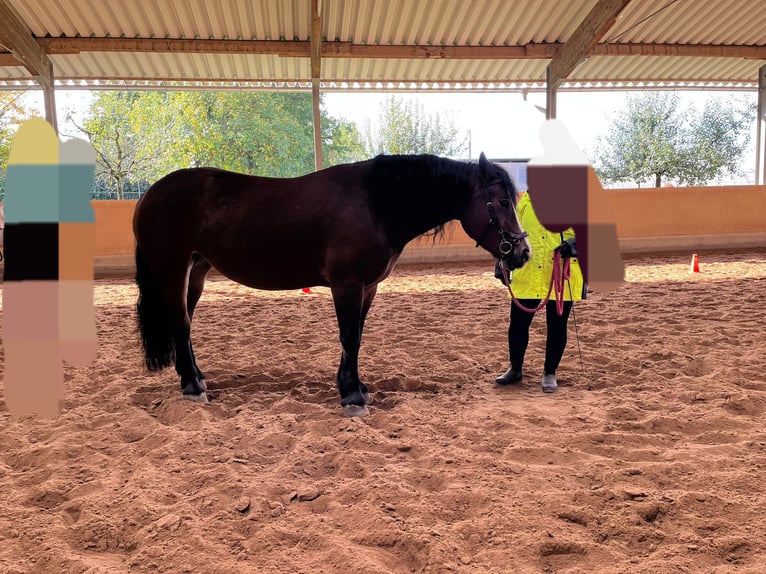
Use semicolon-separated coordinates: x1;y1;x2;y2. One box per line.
503;246;530;271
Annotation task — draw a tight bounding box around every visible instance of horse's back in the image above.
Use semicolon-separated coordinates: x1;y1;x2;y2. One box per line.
132;164;390;290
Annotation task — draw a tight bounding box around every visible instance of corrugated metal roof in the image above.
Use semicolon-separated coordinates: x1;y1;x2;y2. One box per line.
604;0;766;45
573;55;761;88
1;0;764;91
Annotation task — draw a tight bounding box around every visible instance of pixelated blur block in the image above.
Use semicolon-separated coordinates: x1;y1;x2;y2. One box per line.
528;164;591;286
2;223;59;281
586;166;624;292
526;119;624;294
58;137;98;368
3;282;60;340
58;223;95;280
59;138;96;224
527;165;588;232
58;280;98;366
2;118;63;417
3;340;64;418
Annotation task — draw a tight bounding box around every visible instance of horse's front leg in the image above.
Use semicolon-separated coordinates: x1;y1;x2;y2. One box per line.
357;283;379;404
331;282;371;417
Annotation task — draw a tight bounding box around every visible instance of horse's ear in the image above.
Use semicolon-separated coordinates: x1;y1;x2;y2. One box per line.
478;152;492;180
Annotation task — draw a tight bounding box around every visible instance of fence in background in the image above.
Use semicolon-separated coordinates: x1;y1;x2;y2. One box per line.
1;185;764;277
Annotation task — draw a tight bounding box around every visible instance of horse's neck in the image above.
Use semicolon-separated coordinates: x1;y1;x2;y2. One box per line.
381;171;471;247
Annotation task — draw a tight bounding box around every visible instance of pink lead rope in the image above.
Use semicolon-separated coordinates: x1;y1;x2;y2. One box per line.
501;250;571;316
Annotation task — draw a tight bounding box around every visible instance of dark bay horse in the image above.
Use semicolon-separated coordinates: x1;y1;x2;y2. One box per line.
133;152;531;416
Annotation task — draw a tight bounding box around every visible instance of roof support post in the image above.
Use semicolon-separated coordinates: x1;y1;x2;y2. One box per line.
545;65;557;120
756;64;766;185
0;0;58;132
312;79;322;170
43;84;58;133
311;0;323;171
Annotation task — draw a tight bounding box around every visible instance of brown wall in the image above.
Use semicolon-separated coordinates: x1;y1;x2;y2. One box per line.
93;200;139;256
608;184;766;243
3;186;763;271
403;184;766;261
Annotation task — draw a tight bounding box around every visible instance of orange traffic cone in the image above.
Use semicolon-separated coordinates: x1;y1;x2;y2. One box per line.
690;253;700;273
301;287;312;294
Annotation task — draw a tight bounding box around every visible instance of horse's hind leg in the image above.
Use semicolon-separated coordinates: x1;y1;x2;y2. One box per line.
187;254;212;385
157;260;208;403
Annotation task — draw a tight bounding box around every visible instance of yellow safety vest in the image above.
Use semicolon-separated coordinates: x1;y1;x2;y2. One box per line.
509;192;584;301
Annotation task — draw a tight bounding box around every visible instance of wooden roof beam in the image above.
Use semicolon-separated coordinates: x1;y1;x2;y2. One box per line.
0;0;54;87
39;37;310;57
36;37;557;59
591;43;766;59
0;52;21;66
0;0;57;130
29;37;766;60
548;0;633;89
311;0;322;78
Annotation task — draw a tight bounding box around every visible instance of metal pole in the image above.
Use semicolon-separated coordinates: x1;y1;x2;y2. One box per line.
311;0;322;170
756;64;766;185
312;78;322;170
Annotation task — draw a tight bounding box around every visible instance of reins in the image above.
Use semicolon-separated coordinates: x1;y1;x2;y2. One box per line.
499;250;570;316
498;249;587;379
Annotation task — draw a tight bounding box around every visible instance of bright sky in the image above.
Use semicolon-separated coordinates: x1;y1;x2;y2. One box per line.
23;88;758;179
323;90;606;160
323;90;758;170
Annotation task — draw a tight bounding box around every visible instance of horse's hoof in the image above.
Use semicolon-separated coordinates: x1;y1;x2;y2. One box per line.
183;392;209;404
182;380;207;394
342;404;369;417
363;392;374;405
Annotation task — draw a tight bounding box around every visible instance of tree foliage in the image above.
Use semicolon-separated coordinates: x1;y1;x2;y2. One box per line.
364;96;467;157
75;91;366;198
74;91;152;199
594;91;756;187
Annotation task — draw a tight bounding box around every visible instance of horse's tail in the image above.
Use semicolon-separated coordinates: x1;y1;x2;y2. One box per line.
135;245;175;371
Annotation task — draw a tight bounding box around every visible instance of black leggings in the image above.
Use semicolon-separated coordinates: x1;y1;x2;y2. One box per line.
508;299;572;375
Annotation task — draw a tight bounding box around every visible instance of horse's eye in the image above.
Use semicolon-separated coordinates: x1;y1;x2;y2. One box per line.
499;199;510;208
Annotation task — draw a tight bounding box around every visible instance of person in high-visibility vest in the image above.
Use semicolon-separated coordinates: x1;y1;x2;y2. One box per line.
494;191;585;393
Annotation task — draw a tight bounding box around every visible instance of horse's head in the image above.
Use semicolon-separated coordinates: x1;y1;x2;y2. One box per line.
460;152;531;270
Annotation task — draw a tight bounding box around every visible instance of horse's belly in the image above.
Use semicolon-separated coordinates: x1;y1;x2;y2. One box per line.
199;245;325;290
202;241;397;292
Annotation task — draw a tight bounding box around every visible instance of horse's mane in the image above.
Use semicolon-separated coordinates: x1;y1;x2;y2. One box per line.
366;154;476;240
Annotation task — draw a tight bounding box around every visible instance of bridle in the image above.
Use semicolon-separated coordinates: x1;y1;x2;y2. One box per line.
474;177;528;257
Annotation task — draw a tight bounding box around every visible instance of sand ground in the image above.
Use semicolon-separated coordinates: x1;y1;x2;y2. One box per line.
1;249;765;573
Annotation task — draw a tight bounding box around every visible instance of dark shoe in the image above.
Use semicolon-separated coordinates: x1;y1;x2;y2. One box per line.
495;367;523;386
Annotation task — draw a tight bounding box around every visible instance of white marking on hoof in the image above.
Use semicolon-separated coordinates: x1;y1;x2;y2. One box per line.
199;379;208;391
342;404;369;417
363;393;374;405
183;392;209;404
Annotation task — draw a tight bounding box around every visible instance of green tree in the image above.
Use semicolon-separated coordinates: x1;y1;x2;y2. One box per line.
322;115;366;166
364;96;467;157
76;90;365;197
594;91;755;187
75;91;152;199
163;91;318;177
